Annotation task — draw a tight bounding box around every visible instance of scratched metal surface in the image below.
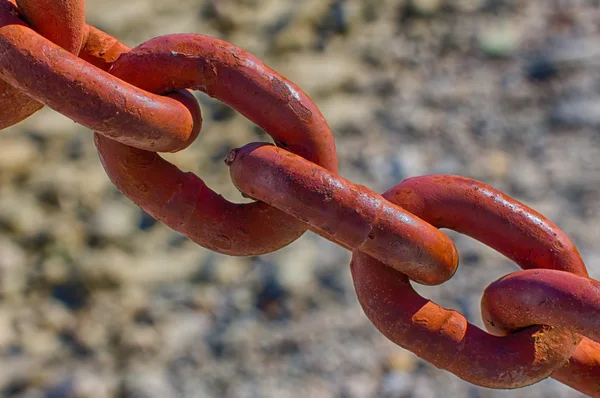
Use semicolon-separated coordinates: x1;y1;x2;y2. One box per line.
1;1;599;397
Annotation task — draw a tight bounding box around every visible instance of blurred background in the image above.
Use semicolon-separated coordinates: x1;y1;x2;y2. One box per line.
2;0;600;396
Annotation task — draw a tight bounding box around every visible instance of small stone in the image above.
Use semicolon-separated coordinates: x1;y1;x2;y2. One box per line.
231;287;254;313
119;325;161;354
551;98;600;127
272;236;318;294
17;107;81;138
478;23;519;58
381;371;414;397
21;329;60;356
41;257;71;285
455;0;483;12
46;372;116;398
273;24;315;53
409;0;443;15
386;350;418;372
79;248;133;287
0;238;27;297
192;283;221;308
318;95;375;132
75;316;109;351
162;312;211;356
276;53;364;96
344;373;378;397
89;201;140;240
213;256;249;286
123;369;178;398
508;159;549;198
472;149;509;179
0;194;46;236
122;251;203;286
0;136;38;171
39;301;75;331
0;307;15;347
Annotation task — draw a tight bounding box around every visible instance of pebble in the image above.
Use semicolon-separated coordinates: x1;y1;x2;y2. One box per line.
0;194;46;236
409;0;443;15
0;136;38;172
20;329;60;357
0;307;15;347
41;256;71;285
317;95;376;132
0;238;27;297
272;235;318;294
507;158;550;199
88;201;140;241
386;350;418;372
478;22;520;57
344;373;379;397
551;98;600;127
162;312;211;356
277;53;365;96
213;256;250;286
45;371;116;398
381;371;414;397
123;369;179;398
479;149;510;179
455;0;483;12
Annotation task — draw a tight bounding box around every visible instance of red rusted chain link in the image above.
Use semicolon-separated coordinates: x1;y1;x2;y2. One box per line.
483;269;600;396
1;1;337;255
16;0;86;53
0;0;86;128
225;143;599;392
2;1;600;395
0;1;202;153
96;34;337;255
79;25;132;72
554;339;600;396
483;270;600;340
226;143;459;285
107;34;338;171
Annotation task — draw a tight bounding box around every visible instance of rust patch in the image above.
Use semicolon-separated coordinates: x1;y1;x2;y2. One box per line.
270;76;312;123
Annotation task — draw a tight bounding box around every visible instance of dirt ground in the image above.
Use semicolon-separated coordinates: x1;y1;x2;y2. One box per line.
1;0;599;397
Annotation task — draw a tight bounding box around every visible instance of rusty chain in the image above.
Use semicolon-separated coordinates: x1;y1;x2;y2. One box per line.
1;0;599;395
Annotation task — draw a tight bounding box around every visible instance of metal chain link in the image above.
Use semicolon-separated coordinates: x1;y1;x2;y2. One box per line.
1;1;599;396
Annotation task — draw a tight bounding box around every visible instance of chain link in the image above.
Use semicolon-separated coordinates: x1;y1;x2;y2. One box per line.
1;1;599;396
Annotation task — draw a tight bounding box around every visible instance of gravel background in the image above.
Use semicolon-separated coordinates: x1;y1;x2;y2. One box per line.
2;0;600;397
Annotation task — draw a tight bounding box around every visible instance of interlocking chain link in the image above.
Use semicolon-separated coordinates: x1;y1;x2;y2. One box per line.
1;1;599;396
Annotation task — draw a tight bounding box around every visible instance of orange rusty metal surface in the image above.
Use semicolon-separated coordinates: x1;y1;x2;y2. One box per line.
16;0;86;53
482;269;600;395
0;0;86;128
226;143;458;285
553;339;600;397
80;25;132;72
482;269;600;339
384;175;588;277
0;2;201;152
106;34;338;171
350;251;580;389
95;36;337;256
